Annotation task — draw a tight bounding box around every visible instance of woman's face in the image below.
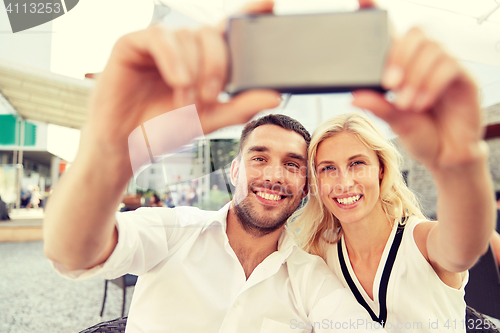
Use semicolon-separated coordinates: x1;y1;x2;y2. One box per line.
315;132;383;226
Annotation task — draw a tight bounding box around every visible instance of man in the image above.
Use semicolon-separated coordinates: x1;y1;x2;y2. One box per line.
43;2;385;332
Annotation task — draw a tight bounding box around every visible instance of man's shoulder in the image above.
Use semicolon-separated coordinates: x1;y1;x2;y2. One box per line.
121;205;222;225
173;206;222;227
286;247;345;304
289;247;325;263
116;205;225;245
287;247;333;279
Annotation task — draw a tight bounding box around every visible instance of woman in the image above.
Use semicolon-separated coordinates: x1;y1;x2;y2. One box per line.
292;27;496;333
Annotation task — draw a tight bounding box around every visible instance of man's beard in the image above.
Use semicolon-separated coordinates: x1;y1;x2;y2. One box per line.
233;184;301;237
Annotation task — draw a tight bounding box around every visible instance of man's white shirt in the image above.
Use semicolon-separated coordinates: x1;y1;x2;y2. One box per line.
52;203;385;332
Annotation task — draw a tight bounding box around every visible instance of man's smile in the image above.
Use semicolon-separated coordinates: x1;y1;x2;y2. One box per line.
252;189;287;206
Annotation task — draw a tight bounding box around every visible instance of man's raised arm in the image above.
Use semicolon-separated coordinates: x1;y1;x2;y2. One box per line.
43;2;281;271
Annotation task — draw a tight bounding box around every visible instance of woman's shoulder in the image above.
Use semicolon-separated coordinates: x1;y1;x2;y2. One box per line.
402;216;434;253
404;215;433;229
403;216;435;249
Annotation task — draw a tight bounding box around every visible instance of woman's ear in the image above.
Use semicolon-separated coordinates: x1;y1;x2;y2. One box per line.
302;180;309;199
379;164;384;181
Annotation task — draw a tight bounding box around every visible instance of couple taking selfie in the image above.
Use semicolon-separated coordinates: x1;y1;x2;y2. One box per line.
43;0;497;332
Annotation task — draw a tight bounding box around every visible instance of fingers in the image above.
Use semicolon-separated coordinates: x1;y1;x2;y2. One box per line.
201;90;281;134
112;27;191;88
197;27;228;104
358;0;399;46
415;58;461;112
111;24;230;109
111;25;195;111
381;27;464;113
171;29;201;108
238;0;274;14
358;0;378;9
176;29;200;87
352;90;395;121
150;25;228;107
400;41;442;111
217;0;274;33
382;28;426;90
351;90;421;138
120;23;277;135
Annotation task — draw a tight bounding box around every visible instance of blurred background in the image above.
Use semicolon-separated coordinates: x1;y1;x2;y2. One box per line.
1;0;500;332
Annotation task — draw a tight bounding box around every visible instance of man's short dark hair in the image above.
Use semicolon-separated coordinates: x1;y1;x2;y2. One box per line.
239;114;311;152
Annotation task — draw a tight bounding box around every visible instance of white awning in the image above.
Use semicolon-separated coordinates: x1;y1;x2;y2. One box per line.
0;60;93;129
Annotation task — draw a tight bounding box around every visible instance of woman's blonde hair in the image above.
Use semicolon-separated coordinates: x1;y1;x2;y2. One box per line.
291;112;425;260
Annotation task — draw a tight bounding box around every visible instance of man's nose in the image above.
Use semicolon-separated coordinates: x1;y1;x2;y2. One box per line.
263;164;285;184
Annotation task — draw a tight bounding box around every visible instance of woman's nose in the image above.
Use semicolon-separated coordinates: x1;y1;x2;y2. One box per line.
336;168;355;191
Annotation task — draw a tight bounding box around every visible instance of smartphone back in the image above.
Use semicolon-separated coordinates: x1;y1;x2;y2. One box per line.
226;10;390;94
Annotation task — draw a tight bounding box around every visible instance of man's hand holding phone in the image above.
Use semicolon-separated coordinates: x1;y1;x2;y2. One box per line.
84;0;281;180
43;0;281;271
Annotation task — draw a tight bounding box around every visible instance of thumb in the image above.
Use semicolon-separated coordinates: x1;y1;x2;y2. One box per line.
237;0;275;14
352;90;416;136
352;90;397;122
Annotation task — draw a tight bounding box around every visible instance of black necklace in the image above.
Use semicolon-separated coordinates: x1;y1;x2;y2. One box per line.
337;217;407;327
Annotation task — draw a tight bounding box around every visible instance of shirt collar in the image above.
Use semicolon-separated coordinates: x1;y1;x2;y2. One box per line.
277;227;299;262
200;201;231;233
201;201;299;261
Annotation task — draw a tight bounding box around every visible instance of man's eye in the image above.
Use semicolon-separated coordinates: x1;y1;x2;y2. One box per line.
253;157;265;162
286;162;299;168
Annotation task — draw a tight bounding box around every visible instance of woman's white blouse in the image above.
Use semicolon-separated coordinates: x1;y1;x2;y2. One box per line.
325;216;468;333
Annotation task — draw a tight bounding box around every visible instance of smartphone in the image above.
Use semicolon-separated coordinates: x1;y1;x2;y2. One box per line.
226;9;390;94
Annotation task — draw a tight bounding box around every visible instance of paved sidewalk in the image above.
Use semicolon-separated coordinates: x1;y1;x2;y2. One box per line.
0;241;134;333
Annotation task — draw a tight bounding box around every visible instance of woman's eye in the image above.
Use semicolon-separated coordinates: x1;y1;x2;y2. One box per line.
320;166;335;172
352;161;365;166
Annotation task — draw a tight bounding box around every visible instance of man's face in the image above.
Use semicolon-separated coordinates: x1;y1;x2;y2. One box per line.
231;124;308;236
